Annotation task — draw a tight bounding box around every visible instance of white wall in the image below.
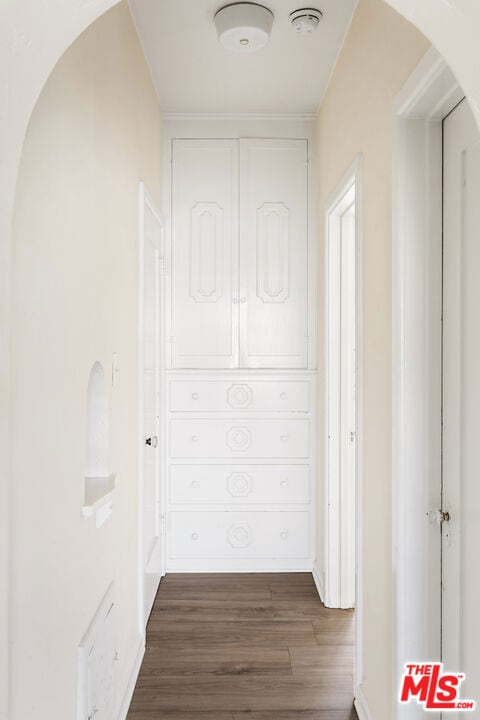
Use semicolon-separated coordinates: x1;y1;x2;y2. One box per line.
316;0;429;717
9;3;161;718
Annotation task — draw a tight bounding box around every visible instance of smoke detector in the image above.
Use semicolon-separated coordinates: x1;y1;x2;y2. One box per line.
290;8;322;34
214;3;274;53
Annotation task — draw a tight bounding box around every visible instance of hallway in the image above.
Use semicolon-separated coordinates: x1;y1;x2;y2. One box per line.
127;573;356;719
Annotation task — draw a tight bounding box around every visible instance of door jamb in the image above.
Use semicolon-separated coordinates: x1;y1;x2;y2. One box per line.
392;47;463;720
137;182;166;637
323;155;364;691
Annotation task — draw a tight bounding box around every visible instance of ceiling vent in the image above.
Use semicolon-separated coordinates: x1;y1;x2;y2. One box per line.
214;3;274;53
290;8;323;34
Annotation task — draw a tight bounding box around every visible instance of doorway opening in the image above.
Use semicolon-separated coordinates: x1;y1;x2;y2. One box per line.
392;47;478;719
324;168;360;612
138;183;166;633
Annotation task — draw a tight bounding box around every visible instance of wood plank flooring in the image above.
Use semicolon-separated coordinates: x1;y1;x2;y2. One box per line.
127;572;357;720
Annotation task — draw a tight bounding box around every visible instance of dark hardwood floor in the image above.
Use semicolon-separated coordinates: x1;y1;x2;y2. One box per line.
127;572;357;720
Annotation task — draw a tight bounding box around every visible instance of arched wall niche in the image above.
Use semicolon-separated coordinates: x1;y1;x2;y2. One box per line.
83;361;116;527
85;361;109;479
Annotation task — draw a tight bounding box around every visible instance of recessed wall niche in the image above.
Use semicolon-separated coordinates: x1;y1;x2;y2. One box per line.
83;361;115;527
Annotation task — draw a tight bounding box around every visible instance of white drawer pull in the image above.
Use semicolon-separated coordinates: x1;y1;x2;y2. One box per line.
232;298;239;304
192;435;199;442
191;480;200;488
280;392;288;400
280;531;288;540
191;532;199;541
280;435;288;442
280;480;288;488
191;392;199;400
240;297;246;303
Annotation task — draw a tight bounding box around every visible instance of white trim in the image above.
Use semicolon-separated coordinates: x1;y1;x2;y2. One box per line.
354;684;373;720
117;636;145;720
323;166;357;610
162;112;317;121
312;562;325;603
137;183;165;636
392;47;462;720
354;156;364;690
322;156;363;684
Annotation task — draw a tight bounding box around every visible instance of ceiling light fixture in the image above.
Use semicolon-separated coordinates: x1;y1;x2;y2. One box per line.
214;3;274;53
290;8;323;34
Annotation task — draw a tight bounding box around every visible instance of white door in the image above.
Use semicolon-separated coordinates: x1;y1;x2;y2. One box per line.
325;182;356;609
239;138;308;368
443;98;480;702
171;139;239;369
141;191;163;625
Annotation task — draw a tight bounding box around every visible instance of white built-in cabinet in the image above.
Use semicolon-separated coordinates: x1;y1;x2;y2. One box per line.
165;134;315;571
170;138;309;369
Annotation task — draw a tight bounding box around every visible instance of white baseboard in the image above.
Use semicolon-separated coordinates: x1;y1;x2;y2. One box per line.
312;562;325;603
354;684;373;720
117;636;145;720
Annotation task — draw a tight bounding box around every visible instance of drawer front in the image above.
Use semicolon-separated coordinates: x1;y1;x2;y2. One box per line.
170;419;310;459
169;511;310;559
169;380;310;413
169;464;310;505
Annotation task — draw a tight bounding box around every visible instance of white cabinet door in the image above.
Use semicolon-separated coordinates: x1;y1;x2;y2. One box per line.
171;139;239;368
239;139;308;368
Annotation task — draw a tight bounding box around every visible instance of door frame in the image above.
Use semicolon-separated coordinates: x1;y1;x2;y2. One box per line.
323;157;362;612
322;157;364;698
392;47;464;720
137;182;166;635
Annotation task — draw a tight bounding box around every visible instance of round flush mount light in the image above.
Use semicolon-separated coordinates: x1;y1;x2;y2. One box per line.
290;8;323;34
214;3;274;53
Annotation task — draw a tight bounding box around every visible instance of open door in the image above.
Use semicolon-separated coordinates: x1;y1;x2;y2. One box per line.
442;98;480;709
139;184;165;629
324;173;358;610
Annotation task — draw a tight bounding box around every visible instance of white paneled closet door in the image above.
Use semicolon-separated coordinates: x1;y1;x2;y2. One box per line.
171;139;239;369
239;139;308;369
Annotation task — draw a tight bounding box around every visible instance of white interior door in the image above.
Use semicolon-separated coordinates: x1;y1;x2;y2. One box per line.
239;138;308;368
171;139;239;368
443;98;480;702
325;182;356;609
141;190;163;626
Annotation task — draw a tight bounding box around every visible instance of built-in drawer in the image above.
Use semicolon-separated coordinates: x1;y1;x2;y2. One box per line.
169;418;310;459
169;380;310;413
169;510;310;559
169;464;310;505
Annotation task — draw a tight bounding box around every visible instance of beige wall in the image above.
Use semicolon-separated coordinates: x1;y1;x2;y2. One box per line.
316;0;429;717
10;3;161;718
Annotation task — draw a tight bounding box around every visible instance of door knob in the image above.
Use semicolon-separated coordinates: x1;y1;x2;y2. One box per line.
427;508;450;524
145;436;158;448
